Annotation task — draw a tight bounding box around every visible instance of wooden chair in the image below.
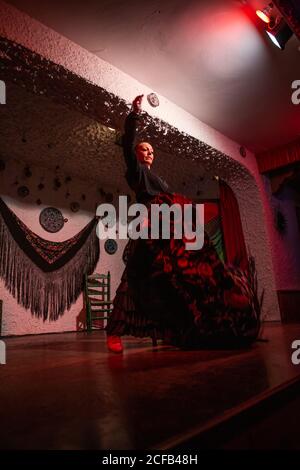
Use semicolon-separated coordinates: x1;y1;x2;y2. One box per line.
84;272;158;346
84;272;113;332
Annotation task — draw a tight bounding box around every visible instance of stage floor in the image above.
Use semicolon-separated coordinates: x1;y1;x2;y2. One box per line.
1;323;300;449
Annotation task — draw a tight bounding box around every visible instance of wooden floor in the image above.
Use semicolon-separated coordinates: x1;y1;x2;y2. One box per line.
1;323;300;449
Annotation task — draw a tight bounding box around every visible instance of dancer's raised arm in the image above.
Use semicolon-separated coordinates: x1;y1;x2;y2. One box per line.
122;95;144;173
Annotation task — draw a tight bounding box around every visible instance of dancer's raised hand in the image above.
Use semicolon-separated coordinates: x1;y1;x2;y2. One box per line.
132;94;144;113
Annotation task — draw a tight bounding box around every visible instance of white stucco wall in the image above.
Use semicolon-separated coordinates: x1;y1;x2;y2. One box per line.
0;0;281;334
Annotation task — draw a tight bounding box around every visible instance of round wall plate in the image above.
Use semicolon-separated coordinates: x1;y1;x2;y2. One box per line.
39;207;64;233
17;186;29;198
147;93;159;107
104;239;118;255
70;201;80;212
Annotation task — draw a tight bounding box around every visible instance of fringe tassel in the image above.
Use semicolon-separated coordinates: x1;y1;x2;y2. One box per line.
0;213;100;320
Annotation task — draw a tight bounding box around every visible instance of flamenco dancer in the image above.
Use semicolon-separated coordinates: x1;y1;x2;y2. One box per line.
106;95;260;353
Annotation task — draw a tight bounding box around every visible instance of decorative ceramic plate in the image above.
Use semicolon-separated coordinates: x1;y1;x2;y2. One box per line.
39;207;64;233
147;93;159;107
104;239;118;255
70;201;80;212
17;186;29;198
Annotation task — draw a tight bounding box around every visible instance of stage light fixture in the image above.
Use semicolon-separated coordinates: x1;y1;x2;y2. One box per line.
266;17;293;50
256;3;274;24
255;2;293;50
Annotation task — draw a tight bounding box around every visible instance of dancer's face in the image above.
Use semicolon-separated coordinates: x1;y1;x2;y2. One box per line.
135;142;154;167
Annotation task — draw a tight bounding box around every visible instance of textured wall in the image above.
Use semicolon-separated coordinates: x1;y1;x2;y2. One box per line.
0;0;281;332
263;178;300;290
0;82;221;201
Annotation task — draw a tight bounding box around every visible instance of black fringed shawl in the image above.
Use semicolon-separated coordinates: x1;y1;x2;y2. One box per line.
0;198;100;320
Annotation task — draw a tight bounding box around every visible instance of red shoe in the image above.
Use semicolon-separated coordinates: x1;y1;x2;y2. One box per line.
107;335;123;353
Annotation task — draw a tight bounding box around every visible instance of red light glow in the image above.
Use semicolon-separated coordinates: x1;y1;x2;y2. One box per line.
256;9;271;24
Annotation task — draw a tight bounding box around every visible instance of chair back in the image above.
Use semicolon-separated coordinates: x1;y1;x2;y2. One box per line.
84;272;113;331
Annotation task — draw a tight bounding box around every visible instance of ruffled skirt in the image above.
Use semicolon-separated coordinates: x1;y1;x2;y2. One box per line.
106;193;261;348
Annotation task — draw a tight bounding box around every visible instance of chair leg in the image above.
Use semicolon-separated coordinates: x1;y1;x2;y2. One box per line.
86;308;92;333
